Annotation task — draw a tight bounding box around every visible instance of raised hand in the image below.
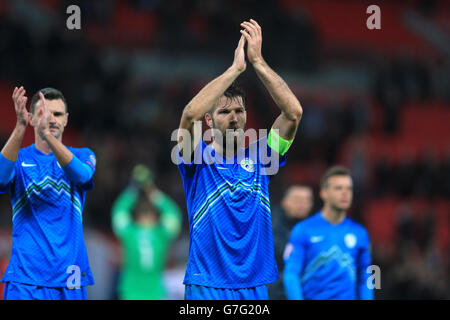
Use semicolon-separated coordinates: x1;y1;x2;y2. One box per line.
12;86;29;127
240;19;264;66
36;92;52;139
231;35;247;73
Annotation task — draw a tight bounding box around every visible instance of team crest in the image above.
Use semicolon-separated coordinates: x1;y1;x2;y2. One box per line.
240;158;255;173
344;233;357;248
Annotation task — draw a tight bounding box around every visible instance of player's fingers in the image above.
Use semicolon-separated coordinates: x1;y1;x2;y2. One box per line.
236;34;246;50
13;87;23;101
39;92;47;110
241;22;257;38
18;88;26;100
245;21;258;34
240;29;251;42
250;19;262;37
250;19;262;31
241;21;256;35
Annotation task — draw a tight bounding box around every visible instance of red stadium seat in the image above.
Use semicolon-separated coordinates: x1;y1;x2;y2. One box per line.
363;197;398;253
434;200;450;255
280;0;437;56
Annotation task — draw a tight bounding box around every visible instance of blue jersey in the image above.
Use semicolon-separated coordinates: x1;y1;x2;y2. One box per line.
177;137;286;289
0;144;96;287
283;212;374;300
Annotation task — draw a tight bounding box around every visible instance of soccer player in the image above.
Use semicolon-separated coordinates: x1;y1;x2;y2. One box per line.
0;87;96;300
269;185;313;300
176;19;303;300
111;164;182;300
283;166;374;300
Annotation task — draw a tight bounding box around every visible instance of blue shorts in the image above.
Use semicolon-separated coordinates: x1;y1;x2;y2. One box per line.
185;284;268;300
2;282;87;300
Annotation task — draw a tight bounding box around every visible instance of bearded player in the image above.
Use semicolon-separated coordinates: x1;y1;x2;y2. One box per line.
176;19;303;300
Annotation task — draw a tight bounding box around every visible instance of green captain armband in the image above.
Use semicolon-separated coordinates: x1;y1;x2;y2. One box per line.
267;128;293;156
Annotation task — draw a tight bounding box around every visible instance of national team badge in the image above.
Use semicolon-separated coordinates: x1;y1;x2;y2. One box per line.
240;158;255;173
344;233;357;248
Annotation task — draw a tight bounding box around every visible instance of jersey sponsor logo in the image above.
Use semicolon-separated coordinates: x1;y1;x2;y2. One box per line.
21;162;37;167
310;235;324;243
240;158;255;172
344;233;357;248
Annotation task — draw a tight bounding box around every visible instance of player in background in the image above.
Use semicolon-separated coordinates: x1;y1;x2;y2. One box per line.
177;19;303;300
0;87;96;300
111;164;182;300
268;185;313;299
283;166;374;300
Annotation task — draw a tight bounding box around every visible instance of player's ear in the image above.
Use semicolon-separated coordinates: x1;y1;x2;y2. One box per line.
63;112;69;127
28;112;34;126
205;113;213;128
319;188;326;202
29;111;38;127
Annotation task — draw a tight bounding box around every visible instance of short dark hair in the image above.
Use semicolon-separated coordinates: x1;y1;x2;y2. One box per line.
208;81;246;115
320;166;351;189
30;88;68;114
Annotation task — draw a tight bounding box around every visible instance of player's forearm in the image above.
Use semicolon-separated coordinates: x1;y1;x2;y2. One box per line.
283;271;304;300
41;132;93;184
41;131;73;166
358;281;374;300
253;60;302;121
181;67;243;124
0;153;15;186
1;123;27;161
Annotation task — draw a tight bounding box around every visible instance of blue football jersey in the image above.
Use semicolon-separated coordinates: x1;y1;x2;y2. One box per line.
177;136;286;289
0;144;96;287
284;212;373;300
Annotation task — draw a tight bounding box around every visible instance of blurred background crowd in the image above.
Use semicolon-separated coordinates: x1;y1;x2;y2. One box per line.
0;0;448;299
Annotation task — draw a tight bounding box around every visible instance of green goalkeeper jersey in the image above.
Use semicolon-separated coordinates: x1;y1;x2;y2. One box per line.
111;187;182;300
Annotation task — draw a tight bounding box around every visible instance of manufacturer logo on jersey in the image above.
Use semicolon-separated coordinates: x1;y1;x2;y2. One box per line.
310;235;324;243
344;233;357;248
240;158;255;172
21;162;37;167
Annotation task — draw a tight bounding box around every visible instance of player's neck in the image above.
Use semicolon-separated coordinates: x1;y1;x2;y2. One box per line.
34;134;61;155
321;206;346;225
